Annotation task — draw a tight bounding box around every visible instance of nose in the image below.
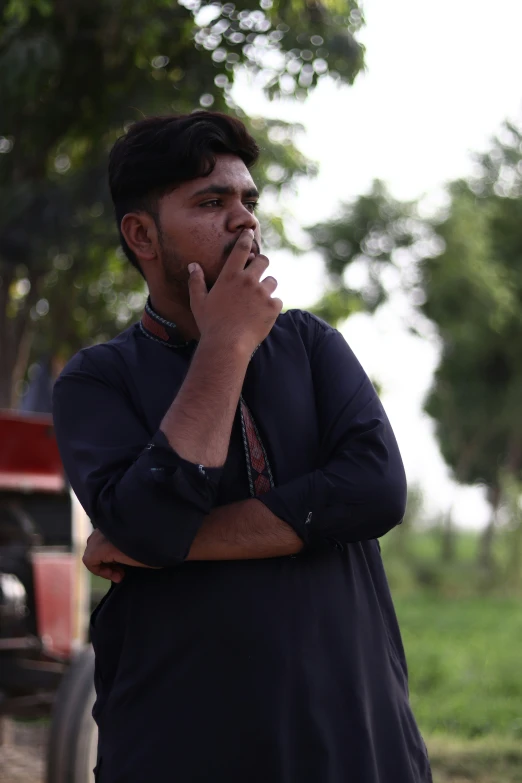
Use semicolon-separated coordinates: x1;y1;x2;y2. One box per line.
227;201;258;234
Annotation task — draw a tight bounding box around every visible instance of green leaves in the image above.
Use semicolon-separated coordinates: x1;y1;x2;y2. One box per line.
0;0;365;405
309;180;422;317
4;0;52;25
418;123;522;491
308;118;522;519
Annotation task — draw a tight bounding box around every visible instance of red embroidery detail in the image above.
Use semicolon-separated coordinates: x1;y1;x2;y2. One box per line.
254;474;271;496
241;404;265;473
240;401;272;497
142;311;170;342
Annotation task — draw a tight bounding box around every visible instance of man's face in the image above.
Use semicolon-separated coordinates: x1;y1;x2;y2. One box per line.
155;154;261;287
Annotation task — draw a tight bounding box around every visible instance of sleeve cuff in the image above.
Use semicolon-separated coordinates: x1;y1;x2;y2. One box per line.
257;472;317;546
143;430;224;514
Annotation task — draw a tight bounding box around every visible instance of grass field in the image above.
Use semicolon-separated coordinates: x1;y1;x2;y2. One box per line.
395;595;522;739
393;593;522;781
427;735;522;783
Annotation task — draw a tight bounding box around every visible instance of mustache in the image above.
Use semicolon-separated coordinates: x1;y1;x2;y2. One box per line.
223;236;260;259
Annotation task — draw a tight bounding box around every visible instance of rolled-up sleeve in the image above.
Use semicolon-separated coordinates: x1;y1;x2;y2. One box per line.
52;353;223;567
258;319;407;546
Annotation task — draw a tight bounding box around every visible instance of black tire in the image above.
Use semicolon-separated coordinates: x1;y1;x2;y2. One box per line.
46;646;98;783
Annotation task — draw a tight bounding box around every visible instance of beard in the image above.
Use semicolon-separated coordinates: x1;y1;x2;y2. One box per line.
160;245;187;285
160;241;219;293
159;233;261;290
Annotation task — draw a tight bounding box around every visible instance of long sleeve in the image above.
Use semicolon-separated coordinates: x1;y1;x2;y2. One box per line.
258;318;407;546
52;351;223;567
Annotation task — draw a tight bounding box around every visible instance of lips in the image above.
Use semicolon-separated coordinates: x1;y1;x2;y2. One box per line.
225;237;260;266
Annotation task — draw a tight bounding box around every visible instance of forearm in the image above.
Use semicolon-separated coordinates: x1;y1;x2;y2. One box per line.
83;498;303;580
186;499;304;560
160;335;250;467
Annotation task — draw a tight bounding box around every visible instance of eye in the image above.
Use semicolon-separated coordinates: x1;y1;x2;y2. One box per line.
245;201;259;212
200;199;222;208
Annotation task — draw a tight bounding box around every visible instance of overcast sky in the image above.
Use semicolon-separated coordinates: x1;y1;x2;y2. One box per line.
232;0;522;528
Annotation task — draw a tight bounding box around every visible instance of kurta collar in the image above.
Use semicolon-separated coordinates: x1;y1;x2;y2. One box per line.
140;298;193;348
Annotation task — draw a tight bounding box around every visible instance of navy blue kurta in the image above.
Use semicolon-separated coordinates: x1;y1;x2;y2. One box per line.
53;307;432;783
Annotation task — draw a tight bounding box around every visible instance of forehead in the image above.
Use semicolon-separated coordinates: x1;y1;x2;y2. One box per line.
180;154;257;199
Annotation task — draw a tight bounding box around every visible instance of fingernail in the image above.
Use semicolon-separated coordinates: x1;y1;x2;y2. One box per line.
188;263;197;274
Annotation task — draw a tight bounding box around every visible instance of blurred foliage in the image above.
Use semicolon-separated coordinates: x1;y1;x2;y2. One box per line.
309;120;522;572
420;124;522;578
0;0;365;406
421;130;522;491
382;515;522;599
309;180;430;322
394;593;522;742
381;518;522;754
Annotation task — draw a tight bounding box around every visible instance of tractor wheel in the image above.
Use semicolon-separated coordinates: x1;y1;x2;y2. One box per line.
46;646;98;783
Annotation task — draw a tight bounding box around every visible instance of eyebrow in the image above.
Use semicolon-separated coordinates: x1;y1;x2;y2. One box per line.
190;184;260;199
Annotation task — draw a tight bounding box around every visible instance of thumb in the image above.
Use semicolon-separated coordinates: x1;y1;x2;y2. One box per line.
187;263;207;313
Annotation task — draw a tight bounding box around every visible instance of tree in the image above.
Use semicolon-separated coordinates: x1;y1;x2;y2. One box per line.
0;0;365;407
308;121;522;581
419;125;522;579
309;180;429;323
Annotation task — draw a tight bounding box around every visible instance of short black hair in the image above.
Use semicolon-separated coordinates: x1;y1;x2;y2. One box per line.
108;111;260;275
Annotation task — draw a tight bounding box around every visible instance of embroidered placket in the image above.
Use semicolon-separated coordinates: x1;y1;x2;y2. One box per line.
140;300;274;499
239;396;274;498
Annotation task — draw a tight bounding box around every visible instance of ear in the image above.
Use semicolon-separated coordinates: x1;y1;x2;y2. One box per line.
120;212;160;267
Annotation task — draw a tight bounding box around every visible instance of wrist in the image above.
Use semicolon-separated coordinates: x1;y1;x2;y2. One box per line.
198;332;254;364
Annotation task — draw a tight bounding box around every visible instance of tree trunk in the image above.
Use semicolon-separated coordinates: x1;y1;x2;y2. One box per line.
0;267;42;409
440;509;455;563
504;442;522;589
478;518;496;574
507;515;522;590
477;484;500;590
0;266;14;408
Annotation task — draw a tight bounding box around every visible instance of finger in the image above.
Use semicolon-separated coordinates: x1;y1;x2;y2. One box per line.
246;254;269;280
261;275;278;295
83;549;106;570
222;229;255;276
95;564;125;582
89;563;112;579
187;263;207;314
83;547;111;572
270;297;283;315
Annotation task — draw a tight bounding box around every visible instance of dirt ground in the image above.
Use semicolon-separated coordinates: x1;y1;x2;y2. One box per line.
0;720;47;783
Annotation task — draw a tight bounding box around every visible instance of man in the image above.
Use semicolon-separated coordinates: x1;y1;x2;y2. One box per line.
53;111;432;783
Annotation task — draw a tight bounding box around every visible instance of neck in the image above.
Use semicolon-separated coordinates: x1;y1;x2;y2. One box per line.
149;288;200;341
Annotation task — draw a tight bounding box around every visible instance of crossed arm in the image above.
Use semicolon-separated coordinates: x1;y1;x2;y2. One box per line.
56;320;406;583
65;333;304;581
84;499;303;581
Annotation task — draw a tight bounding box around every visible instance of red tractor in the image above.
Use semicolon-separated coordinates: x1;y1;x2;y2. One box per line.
0;410;97;782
